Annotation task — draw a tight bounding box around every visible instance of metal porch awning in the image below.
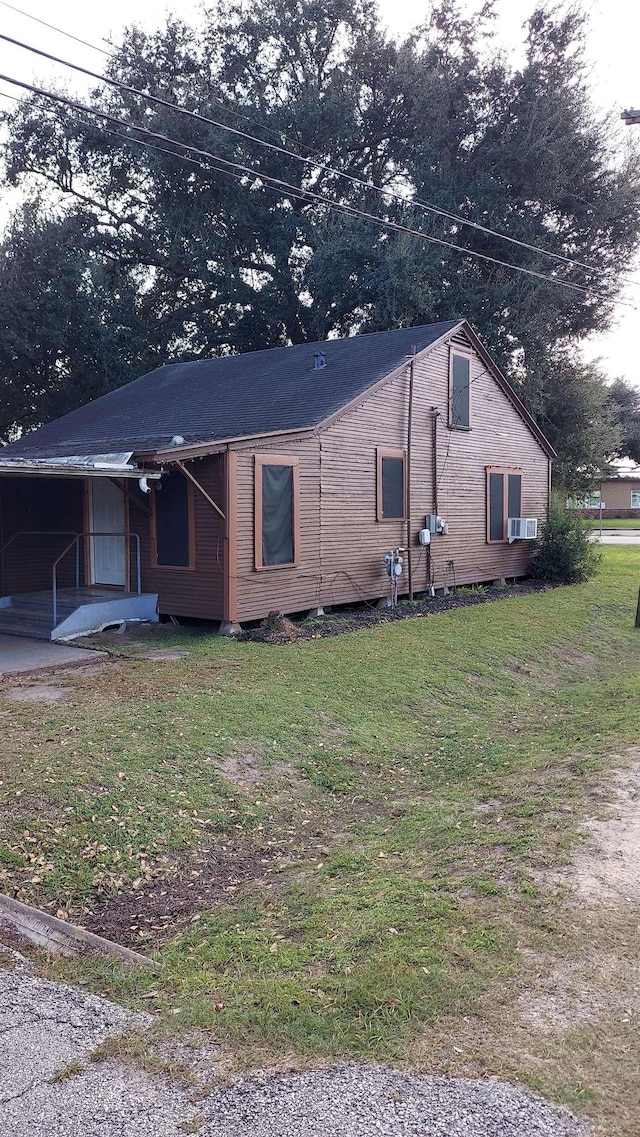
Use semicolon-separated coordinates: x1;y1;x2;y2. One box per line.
0;453;162;479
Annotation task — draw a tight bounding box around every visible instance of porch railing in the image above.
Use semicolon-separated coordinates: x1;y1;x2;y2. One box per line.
0;531;80;599
52;532;141;628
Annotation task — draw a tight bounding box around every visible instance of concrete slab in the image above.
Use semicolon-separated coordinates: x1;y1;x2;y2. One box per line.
0;634;106;677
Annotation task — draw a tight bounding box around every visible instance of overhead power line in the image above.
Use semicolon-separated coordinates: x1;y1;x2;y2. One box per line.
0;28;630;287
1;69;621;302
0;0;296;149
0;0;109;56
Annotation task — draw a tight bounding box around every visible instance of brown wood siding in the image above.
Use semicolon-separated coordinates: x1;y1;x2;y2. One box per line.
232;329;549;621
128;455;226;620
234;438;322;621
0;477;85;596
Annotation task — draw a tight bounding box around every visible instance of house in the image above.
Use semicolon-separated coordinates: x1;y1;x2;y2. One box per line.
567;474;640;519
0;319;554;640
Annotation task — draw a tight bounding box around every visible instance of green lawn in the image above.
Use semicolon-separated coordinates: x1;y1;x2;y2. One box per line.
1;548;639;1129
587;517;640;528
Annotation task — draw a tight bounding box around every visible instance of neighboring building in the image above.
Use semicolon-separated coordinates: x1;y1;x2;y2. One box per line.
0;319;554;640
567;475;640;519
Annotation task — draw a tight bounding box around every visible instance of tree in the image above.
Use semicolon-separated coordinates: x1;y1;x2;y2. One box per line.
518;349;621;491
607;379;640;465
0;204;150;440
1;0;639;484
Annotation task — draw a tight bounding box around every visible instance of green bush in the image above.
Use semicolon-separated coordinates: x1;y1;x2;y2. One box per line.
531;495;601;584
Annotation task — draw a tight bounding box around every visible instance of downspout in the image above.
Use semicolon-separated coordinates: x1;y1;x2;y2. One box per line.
406;349;416;601
431;407;440;515
430;407;440;593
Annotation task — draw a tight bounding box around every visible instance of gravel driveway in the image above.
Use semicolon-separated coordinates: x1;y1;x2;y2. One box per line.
0;947;588;1137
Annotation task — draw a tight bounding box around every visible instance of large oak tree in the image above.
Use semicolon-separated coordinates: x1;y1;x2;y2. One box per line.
1;0;639;487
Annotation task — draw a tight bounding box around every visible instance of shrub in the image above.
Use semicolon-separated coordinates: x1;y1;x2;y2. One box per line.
531;495;601;584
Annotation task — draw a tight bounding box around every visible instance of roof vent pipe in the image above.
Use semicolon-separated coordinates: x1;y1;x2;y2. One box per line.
313;351;326;371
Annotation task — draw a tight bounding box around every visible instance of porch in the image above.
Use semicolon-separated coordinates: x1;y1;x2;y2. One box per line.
0;586;159;642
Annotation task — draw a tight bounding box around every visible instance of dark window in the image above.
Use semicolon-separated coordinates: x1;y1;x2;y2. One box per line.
261;463;295;566
489;472;504;541
487;467;523;542
155;471;191;566
380;454;405;519
451;354;470;428
508;473;522;520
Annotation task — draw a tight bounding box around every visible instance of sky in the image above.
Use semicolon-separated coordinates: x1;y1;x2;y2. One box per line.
0;0;638;384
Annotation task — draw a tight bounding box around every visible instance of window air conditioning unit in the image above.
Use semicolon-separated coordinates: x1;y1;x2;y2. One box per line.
508;517;538;543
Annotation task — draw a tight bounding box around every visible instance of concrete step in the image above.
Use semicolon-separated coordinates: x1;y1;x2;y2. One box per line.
0;618;52;640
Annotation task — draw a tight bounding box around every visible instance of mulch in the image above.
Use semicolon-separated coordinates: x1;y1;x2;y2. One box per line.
240;580;558;644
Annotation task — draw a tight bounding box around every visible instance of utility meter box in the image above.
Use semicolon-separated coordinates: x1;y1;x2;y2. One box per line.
426;514;447;535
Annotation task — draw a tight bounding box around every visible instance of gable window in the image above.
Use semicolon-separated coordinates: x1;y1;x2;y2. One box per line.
631;491;640;509
152;470;194;568
449;350;471;429
486;466;522;542
377;448;406;520
255;455;300;569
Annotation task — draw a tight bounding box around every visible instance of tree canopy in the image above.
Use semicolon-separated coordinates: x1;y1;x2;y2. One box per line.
1;0;639;487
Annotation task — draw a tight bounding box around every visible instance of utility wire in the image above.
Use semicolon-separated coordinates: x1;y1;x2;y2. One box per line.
0;28;631;287
0;0;109;56
1;70;628;304
0;1;346;151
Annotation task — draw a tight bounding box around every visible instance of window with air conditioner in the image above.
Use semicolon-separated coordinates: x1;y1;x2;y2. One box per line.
486;467;522;543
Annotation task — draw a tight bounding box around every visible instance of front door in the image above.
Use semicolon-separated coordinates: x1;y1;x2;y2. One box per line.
90;479;126;586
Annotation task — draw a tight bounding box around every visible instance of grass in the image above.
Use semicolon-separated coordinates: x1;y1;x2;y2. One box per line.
586;517;640;529
1;547;639;1132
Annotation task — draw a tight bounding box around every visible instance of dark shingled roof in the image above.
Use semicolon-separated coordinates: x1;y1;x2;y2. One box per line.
3;321;461;459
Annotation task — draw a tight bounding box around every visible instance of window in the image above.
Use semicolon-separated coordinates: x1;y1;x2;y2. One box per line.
255;455;300;569
376;449;406;520
152;470;194;568
567;492;600;509
486;466;522;542
631;491;640;509
449;350;471;429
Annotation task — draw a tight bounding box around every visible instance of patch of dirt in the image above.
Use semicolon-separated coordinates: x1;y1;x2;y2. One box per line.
76;792;396;948
213;748;290;792
137;649;191;661
4;683;67;704
517;947;640;1035
81;840;281;947
553;754;640;905
241;581;557;643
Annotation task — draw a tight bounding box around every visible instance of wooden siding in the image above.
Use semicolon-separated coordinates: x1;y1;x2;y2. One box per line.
0;477;84;596
128;455;226;620
233;329;550;621
234;437;322;621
